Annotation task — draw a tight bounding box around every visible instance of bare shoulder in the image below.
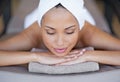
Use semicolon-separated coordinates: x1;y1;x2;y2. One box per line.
23;21;41;38
79;21;97;46
80;21;120;50
22;21;42;47
0;21;42;50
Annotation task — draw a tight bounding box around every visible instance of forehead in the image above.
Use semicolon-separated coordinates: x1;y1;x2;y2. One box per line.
41;7;78;24
44;7;70;17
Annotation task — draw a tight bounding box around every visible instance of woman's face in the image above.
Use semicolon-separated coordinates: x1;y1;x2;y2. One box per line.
41;7;79;57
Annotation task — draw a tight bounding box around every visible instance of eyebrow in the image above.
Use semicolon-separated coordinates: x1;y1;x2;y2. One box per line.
45;26;55;30
45;25;76;30
65;25;76;30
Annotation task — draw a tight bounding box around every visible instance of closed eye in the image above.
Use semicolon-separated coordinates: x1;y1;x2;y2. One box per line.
66;31;74;34
45;26;56;35
65;25;76;34
65;28;76;34
47;32;55;35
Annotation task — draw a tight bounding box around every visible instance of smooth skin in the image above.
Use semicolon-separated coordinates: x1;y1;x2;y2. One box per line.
0;7;120;66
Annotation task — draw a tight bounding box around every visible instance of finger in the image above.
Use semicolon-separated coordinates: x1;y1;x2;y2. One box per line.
75;49;86;57
70;50;80;54
79;49;86;55
64;54;76;59
64;51;80;58
64;48;86;59
64;51;83;59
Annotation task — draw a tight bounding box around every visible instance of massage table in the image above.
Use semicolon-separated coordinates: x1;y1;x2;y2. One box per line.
0;0;120;82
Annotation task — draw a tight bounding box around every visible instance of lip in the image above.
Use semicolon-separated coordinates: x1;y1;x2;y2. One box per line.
54;48;67;53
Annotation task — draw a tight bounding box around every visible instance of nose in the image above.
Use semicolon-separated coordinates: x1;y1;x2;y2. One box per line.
56;35;64;46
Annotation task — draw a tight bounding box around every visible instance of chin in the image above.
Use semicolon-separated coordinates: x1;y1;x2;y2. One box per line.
55;54;67;57
53;51;69;57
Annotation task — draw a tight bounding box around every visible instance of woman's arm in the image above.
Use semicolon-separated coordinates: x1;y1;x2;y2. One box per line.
0;50;72;66
0;51;35;66
55;50;120;66
85;50;120;65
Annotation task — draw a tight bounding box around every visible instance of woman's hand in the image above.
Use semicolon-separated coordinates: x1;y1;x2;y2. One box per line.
33;52;69;65
33;51;84;65
53;49;87;66
54;47;94;66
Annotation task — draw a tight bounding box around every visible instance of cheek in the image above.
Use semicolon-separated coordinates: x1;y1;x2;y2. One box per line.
42;32;55;47
66;34;79;46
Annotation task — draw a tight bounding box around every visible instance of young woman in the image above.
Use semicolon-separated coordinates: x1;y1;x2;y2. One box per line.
0;0;120;66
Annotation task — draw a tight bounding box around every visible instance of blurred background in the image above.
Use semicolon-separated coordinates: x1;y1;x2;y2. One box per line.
0;0;120;38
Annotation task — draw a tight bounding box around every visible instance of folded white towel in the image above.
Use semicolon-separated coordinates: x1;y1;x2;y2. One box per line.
29;62;99;74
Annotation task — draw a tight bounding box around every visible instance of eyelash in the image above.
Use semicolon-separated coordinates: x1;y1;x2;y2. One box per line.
46;30;75;35
47;32;74;35
66;31;74;34
47;32;55;35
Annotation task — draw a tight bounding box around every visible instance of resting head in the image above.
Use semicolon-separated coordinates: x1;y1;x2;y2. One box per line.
40;4;80;57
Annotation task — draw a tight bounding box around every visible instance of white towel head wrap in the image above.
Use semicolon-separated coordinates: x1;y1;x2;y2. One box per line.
37;0;85;29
